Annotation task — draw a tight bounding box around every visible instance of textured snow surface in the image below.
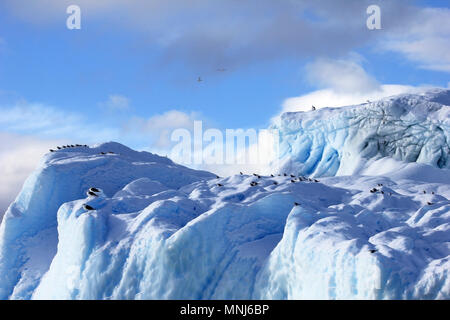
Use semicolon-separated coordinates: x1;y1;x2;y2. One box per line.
0;90;449;300
274;89;450;177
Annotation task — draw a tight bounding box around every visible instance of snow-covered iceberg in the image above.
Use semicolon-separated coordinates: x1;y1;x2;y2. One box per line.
273;89;450;177
0;90;449;300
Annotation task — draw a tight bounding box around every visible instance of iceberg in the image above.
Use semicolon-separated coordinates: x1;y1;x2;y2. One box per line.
0;89;448;299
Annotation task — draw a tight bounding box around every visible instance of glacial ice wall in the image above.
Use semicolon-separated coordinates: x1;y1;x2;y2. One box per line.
273;89;450;177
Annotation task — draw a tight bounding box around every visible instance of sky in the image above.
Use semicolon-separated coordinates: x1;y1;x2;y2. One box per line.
0;0;449;214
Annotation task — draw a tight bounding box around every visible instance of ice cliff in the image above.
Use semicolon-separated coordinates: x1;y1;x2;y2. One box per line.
274;89;450;176
0;89;449;300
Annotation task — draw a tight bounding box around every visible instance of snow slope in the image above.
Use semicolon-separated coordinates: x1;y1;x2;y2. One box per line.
0;89;449;300
0;142;215;299
30;162;449;299
273;89;450;177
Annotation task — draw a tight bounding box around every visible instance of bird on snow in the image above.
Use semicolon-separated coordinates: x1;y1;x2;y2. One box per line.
294;202;300;206
87;191;98;197
312;105;316;111
83;204;95;211
89;187;100;193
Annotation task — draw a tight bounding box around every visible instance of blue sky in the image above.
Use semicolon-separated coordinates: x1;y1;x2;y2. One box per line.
0;0;449;211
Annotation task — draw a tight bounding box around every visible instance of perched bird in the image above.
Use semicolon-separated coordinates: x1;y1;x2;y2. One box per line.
290;175;295;178
89;187;100;193
314;179;319;183
370;188;378;193
270;174;274;177
427;202;433;205
49;149;55;152
240;172;243;175
216;175;220;179
291;179;296;183
369;249;377;253
87;191;98;197
294;202;300;206
250;182;258;186
83;204;95;211
423;190;427;194
217;183;224;187
283;173;287;177
312;105;316;111
100;152;106;155
57;146;62;150
273;181;278;185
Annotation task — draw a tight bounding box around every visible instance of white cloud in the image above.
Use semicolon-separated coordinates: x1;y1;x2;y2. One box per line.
125;110;201;149
281;85;425;114
305;57;380;94
278;57;434;115
383;8;450;73
99;94;131;111
0;133;63;221
0;101;120;142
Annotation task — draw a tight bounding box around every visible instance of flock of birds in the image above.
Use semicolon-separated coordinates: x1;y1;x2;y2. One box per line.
212;172;320;207
49;144;116;156
49;144;88;152
80;172;437;254
369;183;435;205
